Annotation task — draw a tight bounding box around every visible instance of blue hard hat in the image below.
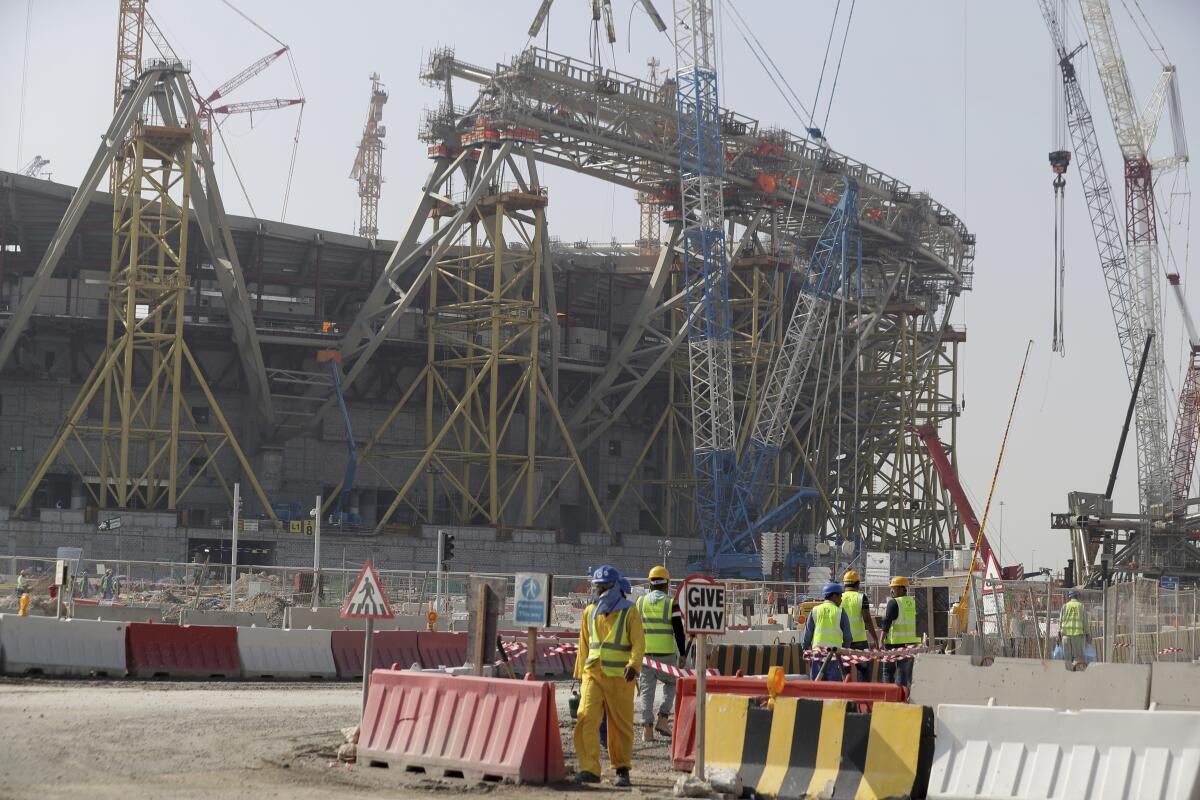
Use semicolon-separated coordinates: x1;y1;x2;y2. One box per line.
823;582;844;597
591;565;619;585
1067;589;1080;599
618;577;632;595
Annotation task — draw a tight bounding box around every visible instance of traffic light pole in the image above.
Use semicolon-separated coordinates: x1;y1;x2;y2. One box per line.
229;482;240;609
435;529;445;626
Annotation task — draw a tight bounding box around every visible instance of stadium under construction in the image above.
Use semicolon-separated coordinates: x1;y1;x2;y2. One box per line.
0;46;974;578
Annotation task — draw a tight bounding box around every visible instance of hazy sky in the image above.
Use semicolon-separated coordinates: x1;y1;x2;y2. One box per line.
3;1;1199;572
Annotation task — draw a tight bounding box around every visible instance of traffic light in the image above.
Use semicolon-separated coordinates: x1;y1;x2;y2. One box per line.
443;533;455;563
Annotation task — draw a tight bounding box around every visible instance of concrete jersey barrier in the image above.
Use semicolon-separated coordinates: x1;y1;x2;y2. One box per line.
910;653;1151;710
928;703;1200;799
70;604;164;623
236;626;337;679
1150;662;1200;711
284;607;415;630
0;614;127;677
181;609;270;628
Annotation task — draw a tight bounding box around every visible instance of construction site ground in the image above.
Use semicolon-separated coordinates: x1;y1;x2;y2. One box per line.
0;677;677;799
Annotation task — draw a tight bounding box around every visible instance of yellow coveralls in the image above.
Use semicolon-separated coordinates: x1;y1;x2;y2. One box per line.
573;603;645;776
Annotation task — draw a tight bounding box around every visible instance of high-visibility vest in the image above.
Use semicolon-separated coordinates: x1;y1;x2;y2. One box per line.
1060;599;1086;636
886;595;919;645
636;593;674;655
842;590;868;643
16;575;28;592
584;605;634;677
811;601;843;648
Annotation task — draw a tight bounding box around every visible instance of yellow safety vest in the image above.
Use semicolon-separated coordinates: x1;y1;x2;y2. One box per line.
811;601;843;648
887;595;919;645
1060;599;1085;636
842;590;868;643
584;605;634;677
636;593;674;656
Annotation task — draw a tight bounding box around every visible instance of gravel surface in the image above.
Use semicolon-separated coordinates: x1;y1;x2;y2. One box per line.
0;677;683;799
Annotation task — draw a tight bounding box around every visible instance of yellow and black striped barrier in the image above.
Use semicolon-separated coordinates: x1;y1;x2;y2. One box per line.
707;643;805;676
705;694;934;799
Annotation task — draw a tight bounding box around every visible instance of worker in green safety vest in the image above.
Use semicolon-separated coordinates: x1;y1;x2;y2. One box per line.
841;569;880;682
1059;589;1090;670
802;582;853;681
880;575;920;686
633;565;685;742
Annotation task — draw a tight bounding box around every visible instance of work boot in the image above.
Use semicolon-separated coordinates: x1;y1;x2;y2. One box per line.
613;768;632;787
641;723;655;741
655;712;671;737
573;771;600;784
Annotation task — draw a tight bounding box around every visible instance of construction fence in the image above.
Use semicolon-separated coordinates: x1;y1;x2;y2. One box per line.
964;578;1200;664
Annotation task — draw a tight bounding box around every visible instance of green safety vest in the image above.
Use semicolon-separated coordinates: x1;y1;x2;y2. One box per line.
842;590;868;643
636;593;675;656
584;605;634;677
811;601;843;648
887;595;919;645
1061;599;1086;636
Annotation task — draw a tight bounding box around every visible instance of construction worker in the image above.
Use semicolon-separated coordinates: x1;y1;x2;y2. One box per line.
634;565;685;741
801;582;853;681
1059;589;1090;670
842;569;880;682
880;576;920;686
15;569;29;597
73;572;89;599
99;569;118;601
573;565;645;788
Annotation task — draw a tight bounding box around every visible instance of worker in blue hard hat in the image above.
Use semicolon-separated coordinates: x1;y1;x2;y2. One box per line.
801;581;853;681
573;565;645;788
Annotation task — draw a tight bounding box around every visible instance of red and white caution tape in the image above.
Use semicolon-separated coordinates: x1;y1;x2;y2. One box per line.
805;644;928;664
642;656;719;678
549;642;579;656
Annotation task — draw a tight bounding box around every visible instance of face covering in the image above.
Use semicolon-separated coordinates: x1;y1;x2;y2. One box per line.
594;584;623;615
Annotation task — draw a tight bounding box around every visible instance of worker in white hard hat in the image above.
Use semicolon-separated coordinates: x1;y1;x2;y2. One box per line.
634;565;685;741
880;576;920;686
1059;589;1090;670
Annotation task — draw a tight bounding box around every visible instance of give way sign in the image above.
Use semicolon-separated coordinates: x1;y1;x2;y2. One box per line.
678;574;726;636
339;560;395;619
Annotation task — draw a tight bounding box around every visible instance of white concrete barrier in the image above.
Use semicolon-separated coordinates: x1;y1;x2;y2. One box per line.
0;614;127;677
928;704;1200;799
180;608;270;627
70;604;164;623
1150;662;1200;711
911;653;1150;710
236;626;337;679
284;607;412;630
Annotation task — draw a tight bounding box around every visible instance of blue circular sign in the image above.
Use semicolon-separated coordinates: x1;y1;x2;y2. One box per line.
520;576;540;600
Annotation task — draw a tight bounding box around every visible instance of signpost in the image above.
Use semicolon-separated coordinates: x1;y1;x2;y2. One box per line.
678;574;726;781
97;516;122;531
514;572;552;678
53;559;69;619
340;560;394;713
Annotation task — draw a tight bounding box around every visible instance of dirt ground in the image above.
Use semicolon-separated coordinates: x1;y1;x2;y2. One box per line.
0;677;682;800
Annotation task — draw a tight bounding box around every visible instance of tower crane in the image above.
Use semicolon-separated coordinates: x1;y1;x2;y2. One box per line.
1078;0;1186;516
20;157;50;179
673;0;741;573
349;73;388;241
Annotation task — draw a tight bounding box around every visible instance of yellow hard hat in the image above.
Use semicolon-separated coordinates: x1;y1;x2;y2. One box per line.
842;569;861;584
890;575;909;588
648;565;670;582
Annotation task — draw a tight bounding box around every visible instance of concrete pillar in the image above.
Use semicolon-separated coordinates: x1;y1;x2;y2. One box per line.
359;490;377;528
70;476;85;510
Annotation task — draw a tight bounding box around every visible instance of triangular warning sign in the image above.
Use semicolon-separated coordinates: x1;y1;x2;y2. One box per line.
339;560;395;619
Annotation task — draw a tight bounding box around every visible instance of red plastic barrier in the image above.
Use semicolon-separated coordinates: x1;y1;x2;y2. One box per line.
359;668;565;783
329;630;422;678
125;623;240;679
418;631;467;669
670;675;908;771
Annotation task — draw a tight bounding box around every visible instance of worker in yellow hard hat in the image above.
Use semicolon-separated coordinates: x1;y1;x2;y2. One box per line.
841;569;880;682
880;576;920;686
634;565;685;741
573;565;645;788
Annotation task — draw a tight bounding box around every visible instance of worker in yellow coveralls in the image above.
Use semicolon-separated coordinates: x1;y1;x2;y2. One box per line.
573;564;645;787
